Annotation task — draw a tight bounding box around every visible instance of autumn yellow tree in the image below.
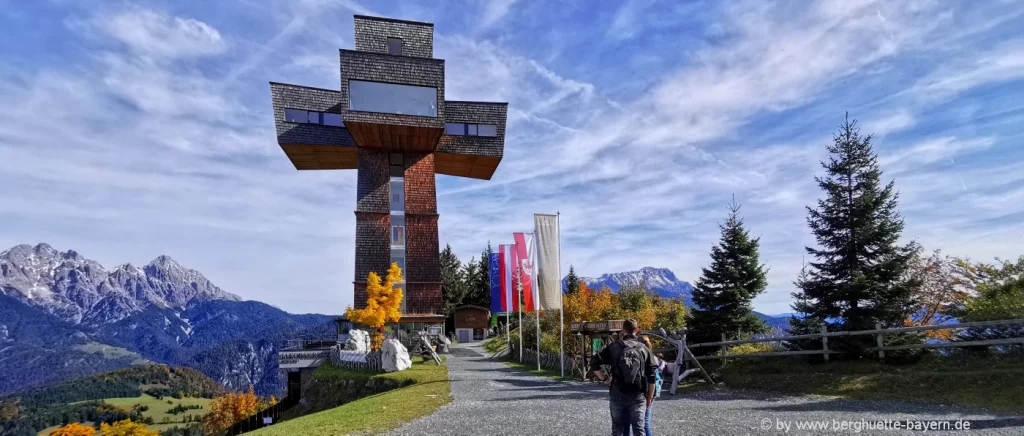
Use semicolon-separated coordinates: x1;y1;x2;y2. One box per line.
98;419;157;436
201;385;262;435
563;283;615;323
345;262;404;350
49;423;95;436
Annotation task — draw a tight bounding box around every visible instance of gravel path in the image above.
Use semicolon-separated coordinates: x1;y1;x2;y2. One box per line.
386;343;1024;435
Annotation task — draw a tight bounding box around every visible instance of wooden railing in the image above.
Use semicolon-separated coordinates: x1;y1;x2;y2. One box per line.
331;348;384;372
226;394;299;435
686;318;1024;362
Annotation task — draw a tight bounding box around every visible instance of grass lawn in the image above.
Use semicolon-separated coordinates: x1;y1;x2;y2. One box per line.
502;360;570;381
483;335;508;354
104;393;210;427
251;361;451;436
708;354;1024;414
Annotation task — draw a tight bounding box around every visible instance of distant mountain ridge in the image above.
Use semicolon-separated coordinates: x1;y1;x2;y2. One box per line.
565;266;789;329
0;243;241;325
0;243;334;396
571;267;696;306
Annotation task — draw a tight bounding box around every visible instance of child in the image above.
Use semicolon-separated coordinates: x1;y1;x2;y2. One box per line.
640;336;663;436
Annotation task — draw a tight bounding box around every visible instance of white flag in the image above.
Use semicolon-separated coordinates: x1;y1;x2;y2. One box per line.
534;214;561;310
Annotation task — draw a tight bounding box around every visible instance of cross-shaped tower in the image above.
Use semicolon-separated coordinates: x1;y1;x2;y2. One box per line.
269;15;507;329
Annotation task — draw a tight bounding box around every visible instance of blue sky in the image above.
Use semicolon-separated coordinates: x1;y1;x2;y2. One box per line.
2;0;1023;315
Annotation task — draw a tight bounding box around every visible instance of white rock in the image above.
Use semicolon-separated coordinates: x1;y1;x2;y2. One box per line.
345;329;370;352
381;339;411;373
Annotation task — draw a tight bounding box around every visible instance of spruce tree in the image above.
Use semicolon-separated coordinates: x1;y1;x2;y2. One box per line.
564;265;581;295
440;244;466;315
461;243;493;308
686;201;768;349
790;115;920;354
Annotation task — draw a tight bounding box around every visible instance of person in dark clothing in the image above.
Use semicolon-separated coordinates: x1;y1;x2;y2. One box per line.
590;319;659;436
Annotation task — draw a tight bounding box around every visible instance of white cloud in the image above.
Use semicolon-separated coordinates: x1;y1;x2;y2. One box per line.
607;1;641;40
913;40;1024;101
865;110;916;137
79;8;226;60
479;0;519;29
882;136;996;173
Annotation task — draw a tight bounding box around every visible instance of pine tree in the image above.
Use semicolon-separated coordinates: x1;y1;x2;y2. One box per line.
462;244;493;308
790;115;920;354
440;244;466;315
686;200;768;350
564;265;581;295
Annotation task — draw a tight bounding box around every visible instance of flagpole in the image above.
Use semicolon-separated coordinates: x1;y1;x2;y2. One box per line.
518;264;523;362
531;233;540;371
557;212;564;379
503;245;511;351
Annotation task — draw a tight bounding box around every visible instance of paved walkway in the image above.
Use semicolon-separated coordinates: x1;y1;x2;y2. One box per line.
387;343;1024;435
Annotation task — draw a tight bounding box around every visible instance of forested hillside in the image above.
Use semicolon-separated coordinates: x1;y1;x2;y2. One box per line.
0;364;224;436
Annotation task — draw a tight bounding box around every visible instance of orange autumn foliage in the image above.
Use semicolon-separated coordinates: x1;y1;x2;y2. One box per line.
202;385;263;434
98;420;157;436
49;423;95;436
345;262;404;350
563;283;616;323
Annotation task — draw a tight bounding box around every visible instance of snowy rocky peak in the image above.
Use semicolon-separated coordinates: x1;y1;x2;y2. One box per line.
0;243;241;325
571;266;695;305
0;243;111;321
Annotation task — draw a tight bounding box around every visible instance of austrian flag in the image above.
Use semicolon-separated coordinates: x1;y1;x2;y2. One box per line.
513;232;535;312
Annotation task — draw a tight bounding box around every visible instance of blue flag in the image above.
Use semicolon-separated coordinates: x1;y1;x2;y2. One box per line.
488;252;502;313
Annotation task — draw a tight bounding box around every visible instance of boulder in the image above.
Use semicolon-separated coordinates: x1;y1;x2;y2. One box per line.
345;329;370;352
381;339;412;373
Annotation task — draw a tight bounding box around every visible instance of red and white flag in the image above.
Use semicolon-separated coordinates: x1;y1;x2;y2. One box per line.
513;232;535;311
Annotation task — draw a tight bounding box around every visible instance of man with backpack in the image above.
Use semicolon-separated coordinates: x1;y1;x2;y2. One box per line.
590;319;659;436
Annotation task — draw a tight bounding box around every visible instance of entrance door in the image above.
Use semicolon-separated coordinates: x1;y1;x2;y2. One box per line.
458;329;471;343
287;371;302;399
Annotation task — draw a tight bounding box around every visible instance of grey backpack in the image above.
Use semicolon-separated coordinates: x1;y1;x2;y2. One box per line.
612;339;646;393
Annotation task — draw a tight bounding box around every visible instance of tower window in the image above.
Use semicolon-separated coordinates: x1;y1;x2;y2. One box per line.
387;38;403;55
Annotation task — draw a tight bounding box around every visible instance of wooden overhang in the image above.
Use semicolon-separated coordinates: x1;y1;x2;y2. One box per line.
344;121;443;152
280;144;358;170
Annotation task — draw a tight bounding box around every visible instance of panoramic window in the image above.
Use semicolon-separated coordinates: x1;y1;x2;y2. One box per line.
284;109;344;127
444;123;498;137
387;38;403;55
322;113;343;126
445;123;465;135
478;124;497;137
349;80;437;117
284;109;307;123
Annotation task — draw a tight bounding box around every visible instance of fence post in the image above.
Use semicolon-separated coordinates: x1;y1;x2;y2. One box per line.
821;325;829;363
720;333;728;367
875;322;885;361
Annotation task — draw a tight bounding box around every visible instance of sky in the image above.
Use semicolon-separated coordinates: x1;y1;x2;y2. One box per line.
1;0;1023;316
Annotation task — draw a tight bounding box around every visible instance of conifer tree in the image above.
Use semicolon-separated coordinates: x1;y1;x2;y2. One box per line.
461;243;493;308
686;200;768;348
564;265;581;295
790;115;920;353
440;244;466;315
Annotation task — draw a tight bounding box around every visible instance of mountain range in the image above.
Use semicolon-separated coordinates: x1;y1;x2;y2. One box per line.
0;243;334;396
570;266;790;329
1;244;789;397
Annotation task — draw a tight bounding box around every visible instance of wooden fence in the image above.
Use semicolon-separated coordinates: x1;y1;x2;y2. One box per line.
331;348;384;372
687;318;1024;362
226;393;299;435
